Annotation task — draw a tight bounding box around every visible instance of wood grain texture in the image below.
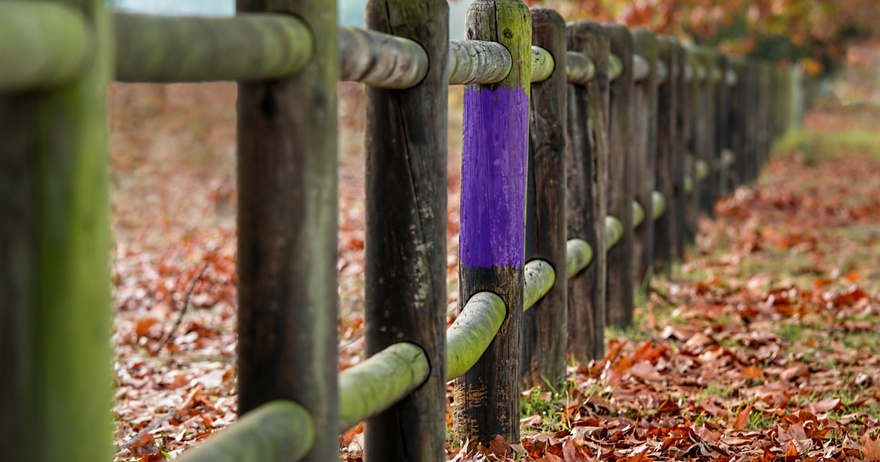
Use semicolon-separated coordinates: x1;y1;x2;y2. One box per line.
630;29;658;294
522;7;567;390
235;1;338;461
362;0;449;460
653;37;677;270
0;1;113;461
565;20;608;360
454;0;531;447
603;24;635;329
339;25;428;89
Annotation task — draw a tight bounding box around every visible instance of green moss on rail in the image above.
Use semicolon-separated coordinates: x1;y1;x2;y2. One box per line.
605;215;624;250
177;401;315;462
633;200;646;228
446;292;507;381
522;259;556;311
338;342;430;430
566;238;593;278
651;191;666;221
0;2;92;92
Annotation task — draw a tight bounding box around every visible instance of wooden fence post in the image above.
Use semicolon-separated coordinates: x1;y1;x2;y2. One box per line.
363;0;448;460
603;24;635;329
631;29;658;290
565;20;609;360
454;0;531;446
728;58;745;191
653;37;678;269
0;1;113;460
522;8;568;389
674;41;693;256
715;53;732;196
697;49;717;217
235;0;339;460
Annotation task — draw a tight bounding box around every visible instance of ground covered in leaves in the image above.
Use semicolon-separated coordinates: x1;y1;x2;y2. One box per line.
109;81;880;462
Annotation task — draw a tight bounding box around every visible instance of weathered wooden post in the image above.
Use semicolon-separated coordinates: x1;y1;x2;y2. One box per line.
603;24;635;329
715;53;732;196
363;0;448;460
653;37;678;269
728;58;746;191
674;41;693;257
235;0;339;460
698;48;718;217
565;20;608;360
522;8;568;389
455;0;531;446
1;1;113;460
684;46;704;233
631;29;658;289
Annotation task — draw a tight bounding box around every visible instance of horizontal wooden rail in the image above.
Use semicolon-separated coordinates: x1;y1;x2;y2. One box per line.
115;12;313;82
652;191;666;220
523;260;556;310
726;69;738;86
339;26;428;89
566;238;594;279
632;54;650;82
446;292;506;381
0;1;93;92
531;46;555;83
608;53;623;81
176;401;315;462
684;62;694;82
566;51;595;85
448;40;511;85
656;60;668;85
606;216;624;250
633;200;646;228
338;342;430;429
695;159;710;181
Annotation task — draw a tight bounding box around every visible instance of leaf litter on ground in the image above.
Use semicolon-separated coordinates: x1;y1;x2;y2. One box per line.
110;81;880;461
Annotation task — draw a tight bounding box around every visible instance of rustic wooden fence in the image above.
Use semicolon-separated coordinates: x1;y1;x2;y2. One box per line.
0;0;798;461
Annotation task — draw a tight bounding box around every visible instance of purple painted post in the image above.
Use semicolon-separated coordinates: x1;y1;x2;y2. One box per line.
460;87;529;271
453;0;532;447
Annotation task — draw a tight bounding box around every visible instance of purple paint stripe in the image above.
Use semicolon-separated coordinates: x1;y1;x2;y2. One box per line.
460;86;529;270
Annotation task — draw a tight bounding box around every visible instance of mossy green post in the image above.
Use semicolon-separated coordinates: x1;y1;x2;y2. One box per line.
235;0;338;461
0;0;113;461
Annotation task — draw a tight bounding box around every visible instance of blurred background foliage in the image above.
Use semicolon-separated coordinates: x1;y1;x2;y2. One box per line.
526;0;880;77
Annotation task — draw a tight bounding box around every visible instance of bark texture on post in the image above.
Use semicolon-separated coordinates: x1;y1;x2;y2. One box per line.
631;29;658;292
604;24;635;329
454;0;531;447
0;1;113;461
564;20;608;361
235;0;339;460
522;7;568;389
363;0;449;460
653;37;678;270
